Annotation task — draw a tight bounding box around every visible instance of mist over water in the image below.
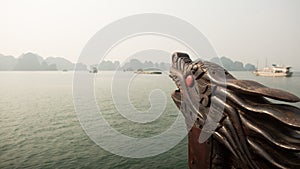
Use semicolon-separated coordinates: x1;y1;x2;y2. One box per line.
0;71;299;168
0;71;187;169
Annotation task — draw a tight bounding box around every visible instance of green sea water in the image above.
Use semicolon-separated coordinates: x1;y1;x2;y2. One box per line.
0;71;299;168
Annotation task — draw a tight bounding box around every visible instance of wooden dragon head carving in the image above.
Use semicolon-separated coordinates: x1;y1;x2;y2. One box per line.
169;52;300;169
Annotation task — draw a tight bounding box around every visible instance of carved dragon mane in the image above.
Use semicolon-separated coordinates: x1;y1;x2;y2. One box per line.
169;52;300;169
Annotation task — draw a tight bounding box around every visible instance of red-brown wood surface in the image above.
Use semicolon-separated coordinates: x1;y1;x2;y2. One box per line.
188;126;212;169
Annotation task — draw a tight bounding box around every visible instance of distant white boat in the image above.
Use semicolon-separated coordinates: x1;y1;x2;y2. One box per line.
89;67;98;73
254;64;293;77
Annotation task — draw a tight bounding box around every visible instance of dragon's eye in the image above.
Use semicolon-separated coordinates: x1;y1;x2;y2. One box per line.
185;75;194;87
192;65;198;71
191;64;198;74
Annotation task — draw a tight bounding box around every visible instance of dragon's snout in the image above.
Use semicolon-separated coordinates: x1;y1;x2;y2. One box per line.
169;52;194;108
171;52;191;68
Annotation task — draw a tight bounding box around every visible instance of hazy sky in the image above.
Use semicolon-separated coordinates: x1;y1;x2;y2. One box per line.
1;0;300;69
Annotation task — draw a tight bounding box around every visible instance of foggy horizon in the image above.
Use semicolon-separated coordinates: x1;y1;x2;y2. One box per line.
1;0;299;70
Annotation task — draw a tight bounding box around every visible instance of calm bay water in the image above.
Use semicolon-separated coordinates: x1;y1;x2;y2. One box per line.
0;71;299;168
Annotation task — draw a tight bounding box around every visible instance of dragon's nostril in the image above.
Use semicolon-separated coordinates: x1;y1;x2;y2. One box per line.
185;75;194;87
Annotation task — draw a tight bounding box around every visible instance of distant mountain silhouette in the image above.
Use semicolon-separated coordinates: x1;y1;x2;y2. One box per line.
244;63;256;71
210;56;256;71
120;59;171;71
14;52;57;71
0;54;16;70
45;57;87;71
74;63;87;71
45;57;74;70
0;52;87;71
0;52;255;71
97;60;120;70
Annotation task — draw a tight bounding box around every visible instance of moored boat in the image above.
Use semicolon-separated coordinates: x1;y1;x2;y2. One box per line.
89;67;98;73
253;64;293;77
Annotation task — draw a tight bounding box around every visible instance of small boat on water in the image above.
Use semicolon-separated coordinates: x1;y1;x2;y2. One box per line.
253;64;293;77
134;68;162;74
89;67;98;73
134;70;162;74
